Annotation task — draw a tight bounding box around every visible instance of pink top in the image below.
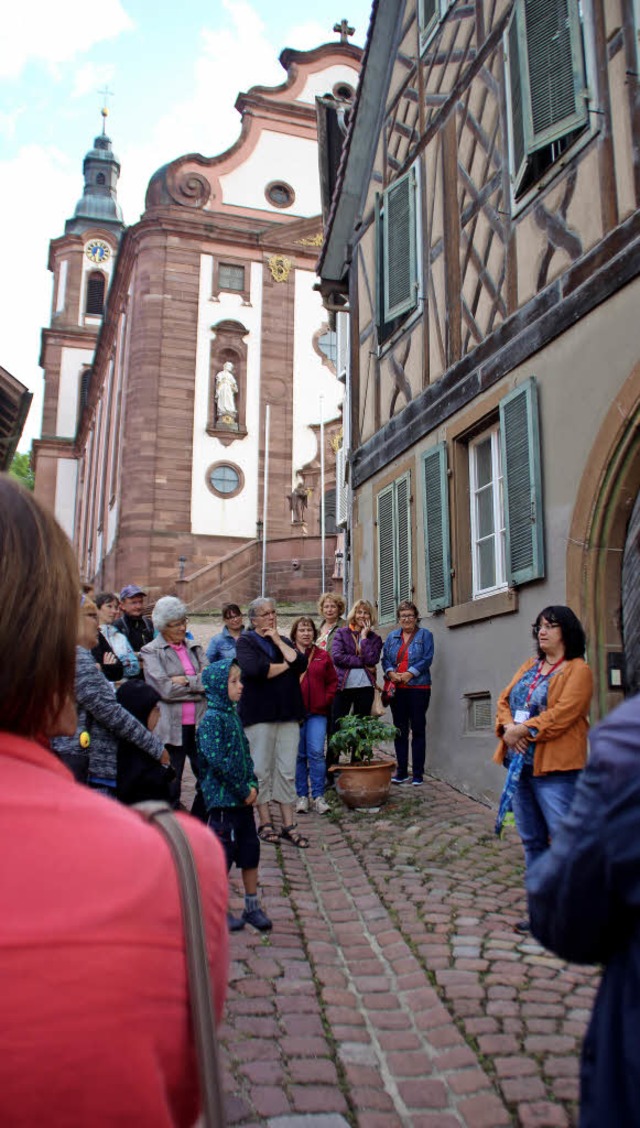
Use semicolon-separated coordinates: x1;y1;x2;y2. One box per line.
170;643;197;726
0;732;228;1127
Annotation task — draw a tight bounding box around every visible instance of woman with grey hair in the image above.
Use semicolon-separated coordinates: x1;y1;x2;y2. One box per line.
141;596;207;818
236;597;309;847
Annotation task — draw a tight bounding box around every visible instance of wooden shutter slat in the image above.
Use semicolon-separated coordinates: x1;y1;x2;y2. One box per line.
500;377;545;586
377;486;396;622
383;169;418;322
523;0;588;154
395;472;412;603
422;444;452;611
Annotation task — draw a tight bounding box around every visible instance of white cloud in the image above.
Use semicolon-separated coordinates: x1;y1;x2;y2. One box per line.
72;62;117;100
0;1;134;79
0;145;78;443
0;105;26;140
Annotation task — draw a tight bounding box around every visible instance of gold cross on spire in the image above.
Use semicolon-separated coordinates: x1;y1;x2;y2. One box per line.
333;19;355;43
98;85;114;132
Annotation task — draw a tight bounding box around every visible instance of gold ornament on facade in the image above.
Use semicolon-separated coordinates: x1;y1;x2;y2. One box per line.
295;233;324;247
330;429;344;453
268;254;293;283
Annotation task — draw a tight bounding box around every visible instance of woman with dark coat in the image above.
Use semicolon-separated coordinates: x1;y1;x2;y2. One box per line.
527;691;640;1128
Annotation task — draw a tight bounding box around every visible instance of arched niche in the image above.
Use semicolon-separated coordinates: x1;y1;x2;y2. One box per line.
207;319;249;445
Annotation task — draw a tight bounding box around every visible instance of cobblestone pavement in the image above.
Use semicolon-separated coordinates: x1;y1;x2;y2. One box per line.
219;784;599;1128
187;617;599;1126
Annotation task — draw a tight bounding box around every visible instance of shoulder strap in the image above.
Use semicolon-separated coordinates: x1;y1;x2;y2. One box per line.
134;802;226;1127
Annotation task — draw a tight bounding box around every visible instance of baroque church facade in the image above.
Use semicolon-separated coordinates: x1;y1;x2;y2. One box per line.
34;39;360;605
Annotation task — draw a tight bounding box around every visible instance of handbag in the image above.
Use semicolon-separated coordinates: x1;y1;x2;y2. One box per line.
371;686;386;717
135;802;227;1128
381;678;396;708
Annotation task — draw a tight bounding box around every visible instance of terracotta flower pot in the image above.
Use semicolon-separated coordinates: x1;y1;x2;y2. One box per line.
329;754;397;809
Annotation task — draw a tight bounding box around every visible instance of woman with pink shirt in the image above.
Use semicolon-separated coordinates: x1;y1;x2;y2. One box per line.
142;597;207;818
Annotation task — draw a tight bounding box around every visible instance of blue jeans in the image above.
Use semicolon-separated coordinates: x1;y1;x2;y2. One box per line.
511;764;581;870
296;715;328;799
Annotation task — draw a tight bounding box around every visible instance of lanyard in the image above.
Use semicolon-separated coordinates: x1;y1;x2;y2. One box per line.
524;658;564;707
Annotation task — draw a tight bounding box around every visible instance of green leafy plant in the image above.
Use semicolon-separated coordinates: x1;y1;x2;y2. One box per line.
329;713;398;765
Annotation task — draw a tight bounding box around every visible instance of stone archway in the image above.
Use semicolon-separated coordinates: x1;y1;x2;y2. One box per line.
567;364;640;718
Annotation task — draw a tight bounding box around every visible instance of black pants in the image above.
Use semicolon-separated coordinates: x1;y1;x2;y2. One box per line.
390;688;431;780
166;724;206;821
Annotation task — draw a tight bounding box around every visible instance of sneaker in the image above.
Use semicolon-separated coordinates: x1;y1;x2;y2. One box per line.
391;775;410;785
296;795;309;813
513;919;530;935
313;796;330;814
242;906;273;932
227;913;245;932
412;778;424;787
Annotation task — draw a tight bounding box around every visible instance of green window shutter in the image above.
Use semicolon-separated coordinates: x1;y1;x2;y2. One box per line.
500;377;545;586
375;192;384;329
395;472;412;603
383;168;418;322
422;443;452;611
377;485;396;623
419;0;438;38
524;0;588;151
507;5;527;190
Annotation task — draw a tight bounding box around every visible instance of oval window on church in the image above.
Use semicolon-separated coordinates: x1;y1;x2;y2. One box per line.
206;462;244;499
265;181;295;209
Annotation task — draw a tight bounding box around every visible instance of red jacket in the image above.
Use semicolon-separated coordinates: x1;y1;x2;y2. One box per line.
0;732;228;1127
300;644;338;716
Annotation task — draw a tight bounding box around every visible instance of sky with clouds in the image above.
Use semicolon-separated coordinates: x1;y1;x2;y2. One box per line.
1;0;373;449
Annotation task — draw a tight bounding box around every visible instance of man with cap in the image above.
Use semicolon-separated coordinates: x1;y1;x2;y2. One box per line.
114;586;155;662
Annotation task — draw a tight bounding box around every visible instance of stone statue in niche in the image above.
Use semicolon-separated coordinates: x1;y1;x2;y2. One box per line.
215;361;238;421
287;480;310;524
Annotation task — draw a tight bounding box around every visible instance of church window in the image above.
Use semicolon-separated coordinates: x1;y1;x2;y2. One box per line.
206;462;244;499
96;173;106;185
218;263;245;292
86;272;105;316
265;181;295;209
318;330;337;367
333;82;354;101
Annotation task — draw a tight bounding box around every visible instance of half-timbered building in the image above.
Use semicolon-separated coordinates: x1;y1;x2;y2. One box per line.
320;0;640;799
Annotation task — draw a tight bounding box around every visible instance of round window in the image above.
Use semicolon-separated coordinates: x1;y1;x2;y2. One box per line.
206;462;243;498
265;181;295;209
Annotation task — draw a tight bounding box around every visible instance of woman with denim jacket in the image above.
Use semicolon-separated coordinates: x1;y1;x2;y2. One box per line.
382;601;434;786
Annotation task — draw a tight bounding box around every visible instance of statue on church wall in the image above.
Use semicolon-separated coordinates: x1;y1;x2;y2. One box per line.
215;361;238;420
287;479;310;524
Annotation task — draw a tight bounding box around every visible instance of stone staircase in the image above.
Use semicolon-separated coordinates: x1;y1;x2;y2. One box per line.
175;533;339;612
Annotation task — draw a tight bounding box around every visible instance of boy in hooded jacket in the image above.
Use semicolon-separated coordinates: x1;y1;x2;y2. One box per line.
197;658;272;932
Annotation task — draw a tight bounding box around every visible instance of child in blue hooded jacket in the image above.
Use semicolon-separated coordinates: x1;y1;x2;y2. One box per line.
197;658;272;932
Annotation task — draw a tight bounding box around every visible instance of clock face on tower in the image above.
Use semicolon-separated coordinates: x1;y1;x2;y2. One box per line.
85;239;111;264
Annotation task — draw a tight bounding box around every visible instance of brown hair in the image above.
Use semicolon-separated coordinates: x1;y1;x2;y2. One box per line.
0;475;79;737
397;600;421;623
95;591;118;609
291;616;318;643
222;602;243;620
317;591;345;619
347;599;376;627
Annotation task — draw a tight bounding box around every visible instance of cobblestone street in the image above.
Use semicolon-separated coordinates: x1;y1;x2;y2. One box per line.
219;780;599;1128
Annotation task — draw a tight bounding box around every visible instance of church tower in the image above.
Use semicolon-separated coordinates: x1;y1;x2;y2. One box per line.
33;108;125;539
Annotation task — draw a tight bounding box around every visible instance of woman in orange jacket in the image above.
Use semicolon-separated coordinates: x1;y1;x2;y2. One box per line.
494;605;593;933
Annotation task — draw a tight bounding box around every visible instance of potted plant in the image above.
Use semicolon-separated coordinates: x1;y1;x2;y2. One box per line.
329;714;398;809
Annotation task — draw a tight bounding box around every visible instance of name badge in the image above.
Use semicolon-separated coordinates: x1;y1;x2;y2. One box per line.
514;709;530;724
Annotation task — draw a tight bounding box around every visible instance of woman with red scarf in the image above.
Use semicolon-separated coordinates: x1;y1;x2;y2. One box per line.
382;600;434;786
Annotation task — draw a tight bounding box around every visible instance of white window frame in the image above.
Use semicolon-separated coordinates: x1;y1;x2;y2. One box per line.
469;425;507;599
419;0;453;51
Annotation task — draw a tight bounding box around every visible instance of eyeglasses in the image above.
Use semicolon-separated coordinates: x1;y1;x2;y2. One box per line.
225;612;243;620
533;620;560;634
167;618;188;628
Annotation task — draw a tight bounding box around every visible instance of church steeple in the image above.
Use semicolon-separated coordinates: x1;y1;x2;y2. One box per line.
66;106;124;235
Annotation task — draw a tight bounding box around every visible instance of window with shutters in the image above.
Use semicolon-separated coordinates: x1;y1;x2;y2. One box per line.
376;165;419;343
469;425;507;598
86;272;105;316
505;0;589;199
377;471;412;624
422;379;544;615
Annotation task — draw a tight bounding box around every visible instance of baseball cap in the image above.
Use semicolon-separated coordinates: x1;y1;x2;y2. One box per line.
120;584;147;600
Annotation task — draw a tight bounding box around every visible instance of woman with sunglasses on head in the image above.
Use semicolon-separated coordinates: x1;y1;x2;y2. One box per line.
494;605;593;934
382;601;434;786
206;602;245;662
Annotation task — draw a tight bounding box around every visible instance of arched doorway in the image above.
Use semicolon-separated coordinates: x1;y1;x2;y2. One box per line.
622;489;640;695
567;365;640;717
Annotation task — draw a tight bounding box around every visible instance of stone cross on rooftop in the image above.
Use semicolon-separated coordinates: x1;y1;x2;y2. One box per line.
333;19;355;43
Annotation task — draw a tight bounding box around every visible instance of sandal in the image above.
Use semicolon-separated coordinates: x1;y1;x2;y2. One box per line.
257;823;280;844
280;823;309;849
